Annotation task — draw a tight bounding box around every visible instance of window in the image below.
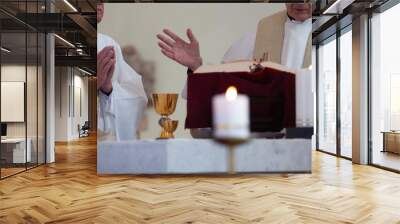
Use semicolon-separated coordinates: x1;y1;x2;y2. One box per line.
316;26;353;159
340;28;352;158
371;2;400;171
317;36;337;154
0;1;47;179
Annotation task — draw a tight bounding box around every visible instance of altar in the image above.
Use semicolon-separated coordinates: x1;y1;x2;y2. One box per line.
97;59;313;175
97;139;311;174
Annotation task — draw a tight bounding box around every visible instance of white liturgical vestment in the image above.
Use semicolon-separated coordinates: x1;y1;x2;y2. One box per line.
98;33;148;141
222;17;312;69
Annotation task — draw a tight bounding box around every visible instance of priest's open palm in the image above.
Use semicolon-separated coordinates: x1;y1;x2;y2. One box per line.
157;28;203;71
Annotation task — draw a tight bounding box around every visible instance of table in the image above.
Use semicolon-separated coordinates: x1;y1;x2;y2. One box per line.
98;139;311;175
382;131;400;154
1;138;32;164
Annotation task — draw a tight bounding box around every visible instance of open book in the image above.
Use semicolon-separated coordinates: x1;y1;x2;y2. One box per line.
194;60;295;75
191;60;313;128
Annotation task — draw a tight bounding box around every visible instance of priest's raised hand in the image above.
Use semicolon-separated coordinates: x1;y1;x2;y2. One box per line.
97;46;115;94
157;28;203;71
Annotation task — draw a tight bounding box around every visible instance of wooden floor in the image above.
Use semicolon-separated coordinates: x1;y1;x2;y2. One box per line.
1;167;26;178
0;135;400;224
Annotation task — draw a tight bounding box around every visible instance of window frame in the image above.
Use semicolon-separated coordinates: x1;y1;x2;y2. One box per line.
315;24;353;161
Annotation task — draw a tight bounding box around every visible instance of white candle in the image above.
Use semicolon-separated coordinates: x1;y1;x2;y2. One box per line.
212;86;250;139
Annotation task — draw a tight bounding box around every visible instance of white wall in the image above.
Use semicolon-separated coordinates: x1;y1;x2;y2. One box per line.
99;3;285;139
54;67;89;141
1;66;26;127
55;67;68;141
1;65;36;137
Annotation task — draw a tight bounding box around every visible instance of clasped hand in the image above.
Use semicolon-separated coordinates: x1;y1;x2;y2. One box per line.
97;46;115;94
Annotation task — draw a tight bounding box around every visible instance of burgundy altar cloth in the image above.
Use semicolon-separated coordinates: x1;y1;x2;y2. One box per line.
185;67;295;132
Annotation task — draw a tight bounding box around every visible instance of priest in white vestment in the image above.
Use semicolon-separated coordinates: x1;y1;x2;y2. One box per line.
156;3;312;137
97;3;148;141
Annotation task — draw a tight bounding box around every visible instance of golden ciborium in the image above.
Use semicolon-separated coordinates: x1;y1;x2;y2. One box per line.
152;93;179;139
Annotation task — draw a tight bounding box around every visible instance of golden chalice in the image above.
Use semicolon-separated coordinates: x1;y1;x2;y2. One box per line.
152;93;179;139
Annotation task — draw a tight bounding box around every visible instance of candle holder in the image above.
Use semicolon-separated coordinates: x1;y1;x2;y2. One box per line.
152;93;179;139
214;137;250;174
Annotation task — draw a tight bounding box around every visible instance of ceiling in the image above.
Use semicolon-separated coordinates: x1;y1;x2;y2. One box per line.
0;0;96;74
312;0;393;44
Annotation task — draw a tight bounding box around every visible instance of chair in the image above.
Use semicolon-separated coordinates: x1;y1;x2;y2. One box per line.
78;121;90;138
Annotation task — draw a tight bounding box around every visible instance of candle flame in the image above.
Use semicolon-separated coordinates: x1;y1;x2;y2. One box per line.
225;86;237;101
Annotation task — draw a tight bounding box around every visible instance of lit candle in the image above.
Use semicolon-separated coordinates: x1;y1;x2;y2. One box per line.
212;86;250;139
